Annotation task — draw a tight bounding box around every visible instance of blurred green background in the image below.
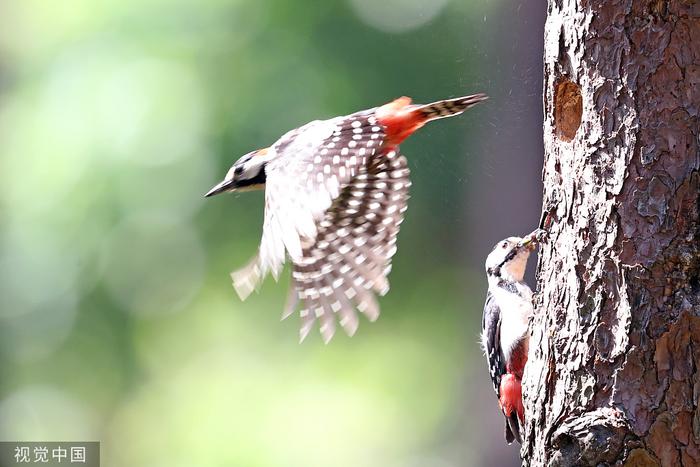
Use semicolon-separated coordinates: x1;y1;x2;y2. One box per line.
0;1;545;466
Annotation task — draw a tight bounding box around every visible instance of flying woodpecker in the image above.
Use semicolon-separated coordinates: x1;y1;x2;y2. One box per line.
481;229;542;444
205;94;487;342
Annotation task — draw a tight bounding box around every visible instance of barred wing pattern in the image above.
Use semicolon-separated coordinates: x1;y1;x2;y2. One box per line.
285;150;410;342
231;110;389;301
481;291;505;395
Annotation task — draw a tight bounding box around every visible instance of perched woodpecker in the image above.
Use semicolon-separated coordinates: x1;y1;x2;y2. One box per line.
481;229;540;444
206;93;487;342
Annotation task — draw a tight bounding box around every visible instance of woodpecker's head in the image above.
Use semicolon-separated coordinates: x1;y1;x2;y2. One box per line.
485;231;539;283
205;148;272;197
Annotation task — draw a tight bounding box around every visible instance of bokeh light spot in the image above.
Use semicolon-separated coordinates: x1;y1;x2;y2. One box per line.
100;214;205;317
95;58;208;167
0;292;78;362
0;386;96;440
348;0;450;33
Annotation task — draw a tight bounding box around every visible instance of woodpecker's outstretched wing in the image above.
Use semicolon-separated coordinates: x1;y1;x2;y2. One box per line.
285;150;410;342
230;110;389;301
481;291;521;444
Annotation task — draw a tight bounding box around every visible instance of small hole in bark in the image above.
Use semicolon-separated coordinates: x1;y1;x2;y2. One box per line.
690;258;700;294
554;78;582;142
649;0;668;18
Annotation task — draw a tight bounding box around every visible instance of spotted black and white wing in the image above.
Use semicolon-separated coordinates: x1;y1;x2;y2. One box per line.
482;291;520;443
482;291;505;395
230;109;387;299
284;150;410;342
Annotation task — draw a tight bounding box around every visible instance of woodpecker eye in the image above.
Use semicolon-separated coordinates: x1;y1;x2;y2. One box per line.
234;166;244;176
501;241;508;249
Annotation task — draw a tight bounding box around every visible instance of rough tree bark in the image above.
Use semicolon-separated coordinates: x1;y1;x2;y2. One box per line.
522;1;700;466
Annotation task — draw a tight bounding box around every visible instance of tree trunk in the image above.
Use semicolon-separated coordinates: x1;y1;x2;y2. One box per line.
522;1;700;466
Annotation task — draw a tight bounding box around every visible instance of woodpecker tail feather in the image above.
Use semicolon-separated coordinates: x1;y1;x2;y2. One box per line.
499;373;524;444
414;93;488;122
505;412;522;445
376;93;487;147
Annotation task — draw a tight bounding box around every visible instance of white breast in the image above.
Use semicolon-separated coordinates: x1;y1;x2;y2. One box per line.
492;284;533;362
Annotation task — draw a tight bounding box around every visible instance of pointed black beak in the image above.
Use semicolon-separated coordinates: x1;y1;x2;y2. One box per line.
204;179;235;198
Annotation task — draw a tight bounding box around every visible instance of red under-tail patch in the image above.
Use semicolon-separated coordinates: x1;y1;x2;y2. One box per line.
499;374;524;423
375;96;425;148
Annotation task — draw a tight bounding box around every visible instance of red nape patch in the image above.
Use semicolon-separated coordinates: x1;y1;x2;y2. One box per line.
375;96;425;147
499;374;524;423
